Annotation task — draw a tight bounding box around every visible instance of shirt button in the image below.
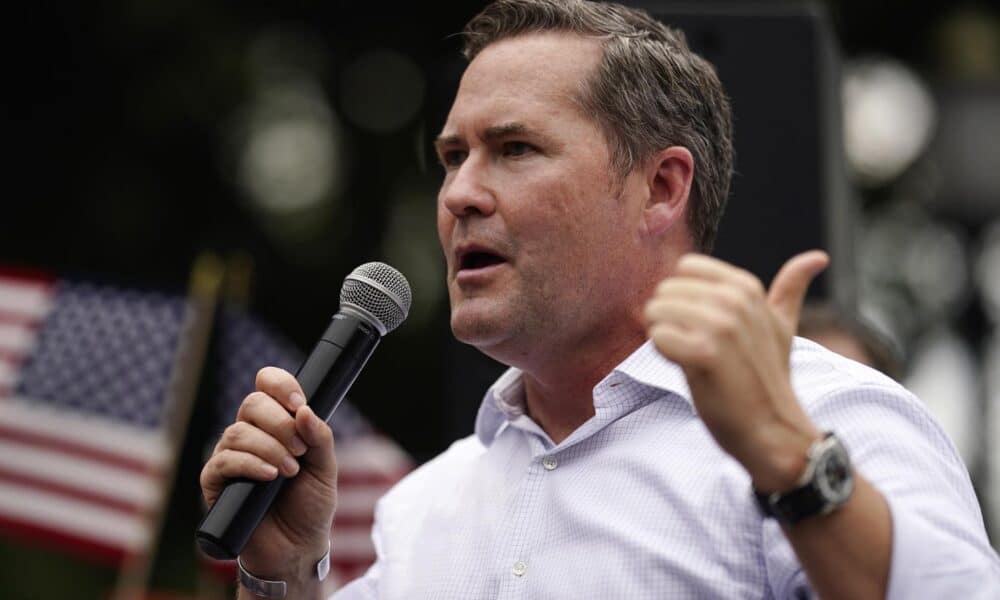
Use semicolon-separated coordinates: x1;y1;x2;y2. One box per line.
512;561;527;576
542;455;558;471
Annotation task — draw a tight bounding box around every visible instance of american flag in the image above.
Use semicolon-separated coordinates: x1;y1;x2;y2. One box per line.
209;307;413;586
0;267;192;566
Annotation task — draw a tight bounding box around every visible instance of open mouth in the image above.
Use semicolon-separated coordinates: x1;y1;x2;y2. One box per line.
460;251;505;271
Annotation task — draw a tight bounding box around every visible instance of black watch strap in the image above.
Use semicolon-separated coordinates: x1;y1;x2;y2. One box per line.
754;432;854;525
755;485;825;525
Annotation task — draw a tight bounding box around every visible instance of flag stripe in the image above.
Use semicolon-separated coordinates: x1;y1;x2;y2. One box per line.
330;556;375;572
336;470;410;486
0;421;164;475
331;558;374;577
0;360;15;388
0;465;147;515
329;527;375;560
0;350;24;366
0;309;43;328
0;398;169;470
335;486;391;516
0;266;56;285
0;323;38;355
0;439;161;508
331;513;375;528
0;277;53;318
0;515;129;567
336;437;413;471
0;481;152;550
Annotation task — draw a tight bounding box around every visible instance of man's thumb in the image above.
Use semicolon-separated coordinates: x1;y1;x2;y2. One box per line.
767;250;830;327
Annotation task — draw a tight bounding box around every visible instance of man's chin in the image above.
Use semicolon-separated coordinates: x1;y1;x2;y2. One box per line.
451;317;502;348
450;305;511;350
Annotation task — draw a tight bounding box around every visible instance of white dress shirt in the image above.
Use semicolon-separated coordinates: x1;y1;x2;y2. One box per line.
332;338;1000;598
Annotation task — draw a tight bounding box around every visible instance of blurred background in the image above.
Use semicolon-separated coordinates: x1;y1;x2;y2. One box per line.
2;0;999;597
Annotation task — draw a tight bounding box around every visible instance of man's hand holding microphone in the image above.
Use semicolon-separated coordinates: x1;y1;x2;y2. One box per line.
200;367;337;597
197;262;411;599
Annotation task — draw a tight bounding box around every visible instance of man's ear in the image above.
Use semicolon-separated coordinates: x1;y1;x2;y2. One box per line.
642;146;693;237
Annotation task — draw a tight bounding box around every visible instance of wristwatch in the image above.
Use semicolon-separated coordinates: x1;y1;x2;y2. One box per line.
238;542;331;598
754;432;854;525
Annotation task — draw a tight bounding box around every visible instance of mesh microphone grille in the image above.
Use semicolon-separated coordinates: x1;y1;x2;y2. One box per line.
340;262;411;334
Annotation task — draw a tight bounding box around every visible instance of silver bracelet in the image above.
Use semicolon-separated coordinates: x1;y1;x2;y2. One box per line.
237;542;331;598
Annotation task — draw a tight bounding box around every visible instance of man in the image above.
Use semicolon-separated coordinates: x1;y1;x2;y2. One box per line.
200;1;1000;598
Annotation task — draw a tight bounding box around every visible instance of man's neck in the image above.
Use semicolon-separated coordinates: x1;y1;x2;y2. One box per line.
520;332;646;444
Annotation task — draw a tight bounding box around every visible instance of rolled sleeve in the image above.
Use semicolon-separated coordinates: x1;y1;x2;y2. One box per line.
765;375;1000;598
886;495;1000;599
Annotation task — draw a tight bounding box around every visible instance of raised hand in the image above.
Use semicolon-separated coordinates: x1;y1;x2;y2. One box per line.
644;251;830;492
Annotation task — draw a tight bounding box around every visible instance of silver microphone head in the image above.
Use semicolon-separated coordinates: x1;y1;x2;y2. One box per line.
339;262;411;336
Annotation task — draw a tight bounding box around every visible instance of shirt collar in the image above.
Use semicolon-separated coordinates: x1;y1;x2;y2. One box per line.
474;340;693;446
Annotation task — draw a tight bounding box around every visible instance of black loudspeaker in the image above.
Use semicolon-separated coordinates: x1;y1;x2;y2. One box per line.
427;1;854;444
630;1;854;302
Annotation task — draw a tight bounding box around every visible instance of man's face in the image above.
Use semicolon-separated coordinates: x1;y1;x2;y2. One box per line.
435;33;650;366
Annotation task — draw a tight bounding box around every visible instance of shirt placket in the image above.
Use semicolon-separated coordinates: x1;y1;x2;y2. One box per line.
488;375;660;599
494;426;553;599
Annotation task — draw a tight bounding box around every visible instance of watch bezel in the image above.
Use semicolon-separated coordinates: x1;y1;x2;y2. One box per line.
813;436;854;510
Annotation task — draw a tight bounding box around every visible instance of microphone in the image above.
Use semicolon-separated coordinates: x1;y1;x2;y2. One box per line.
195;262;411;560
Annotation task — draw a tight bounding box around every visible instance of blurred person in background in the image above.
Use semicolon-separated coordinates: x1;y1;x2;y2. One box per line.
798;301;904;380
200;1;1000;598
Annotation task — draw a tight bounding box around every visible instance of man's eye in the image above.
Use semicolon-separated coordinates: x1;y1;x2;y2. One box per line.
439;150;468;168
503;141;534;157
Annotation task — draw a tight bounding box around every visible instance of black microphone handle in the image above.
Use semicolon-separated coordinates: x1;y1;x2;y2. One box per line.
195;313;381;560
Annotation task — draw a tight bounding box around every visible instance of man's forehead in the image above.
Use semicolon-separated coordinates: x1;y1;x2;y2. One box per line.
461;32;601;93
473;31;603;69
438;33;602;141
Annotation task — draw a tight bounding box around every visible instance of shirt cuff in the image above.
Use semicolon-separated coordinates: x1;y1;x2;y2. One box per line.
886;495;1000;599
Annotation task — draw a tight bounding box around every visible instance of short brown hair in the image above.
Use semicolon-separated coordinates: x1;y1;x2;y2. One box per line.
462;0;733;252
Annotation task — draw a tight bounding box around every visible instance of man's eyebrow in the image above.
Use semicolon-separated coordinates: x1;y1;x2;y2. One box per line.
434;122;536;150
434;133;462;150
483;122;531;141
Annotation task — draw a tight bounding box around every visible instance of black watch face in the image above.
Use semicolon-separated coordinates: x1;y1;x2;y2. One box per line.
816;443;854;504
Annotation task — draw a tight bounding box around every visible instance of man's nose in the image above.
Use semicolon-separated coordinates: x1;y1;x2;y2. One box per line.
440;156;497;218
